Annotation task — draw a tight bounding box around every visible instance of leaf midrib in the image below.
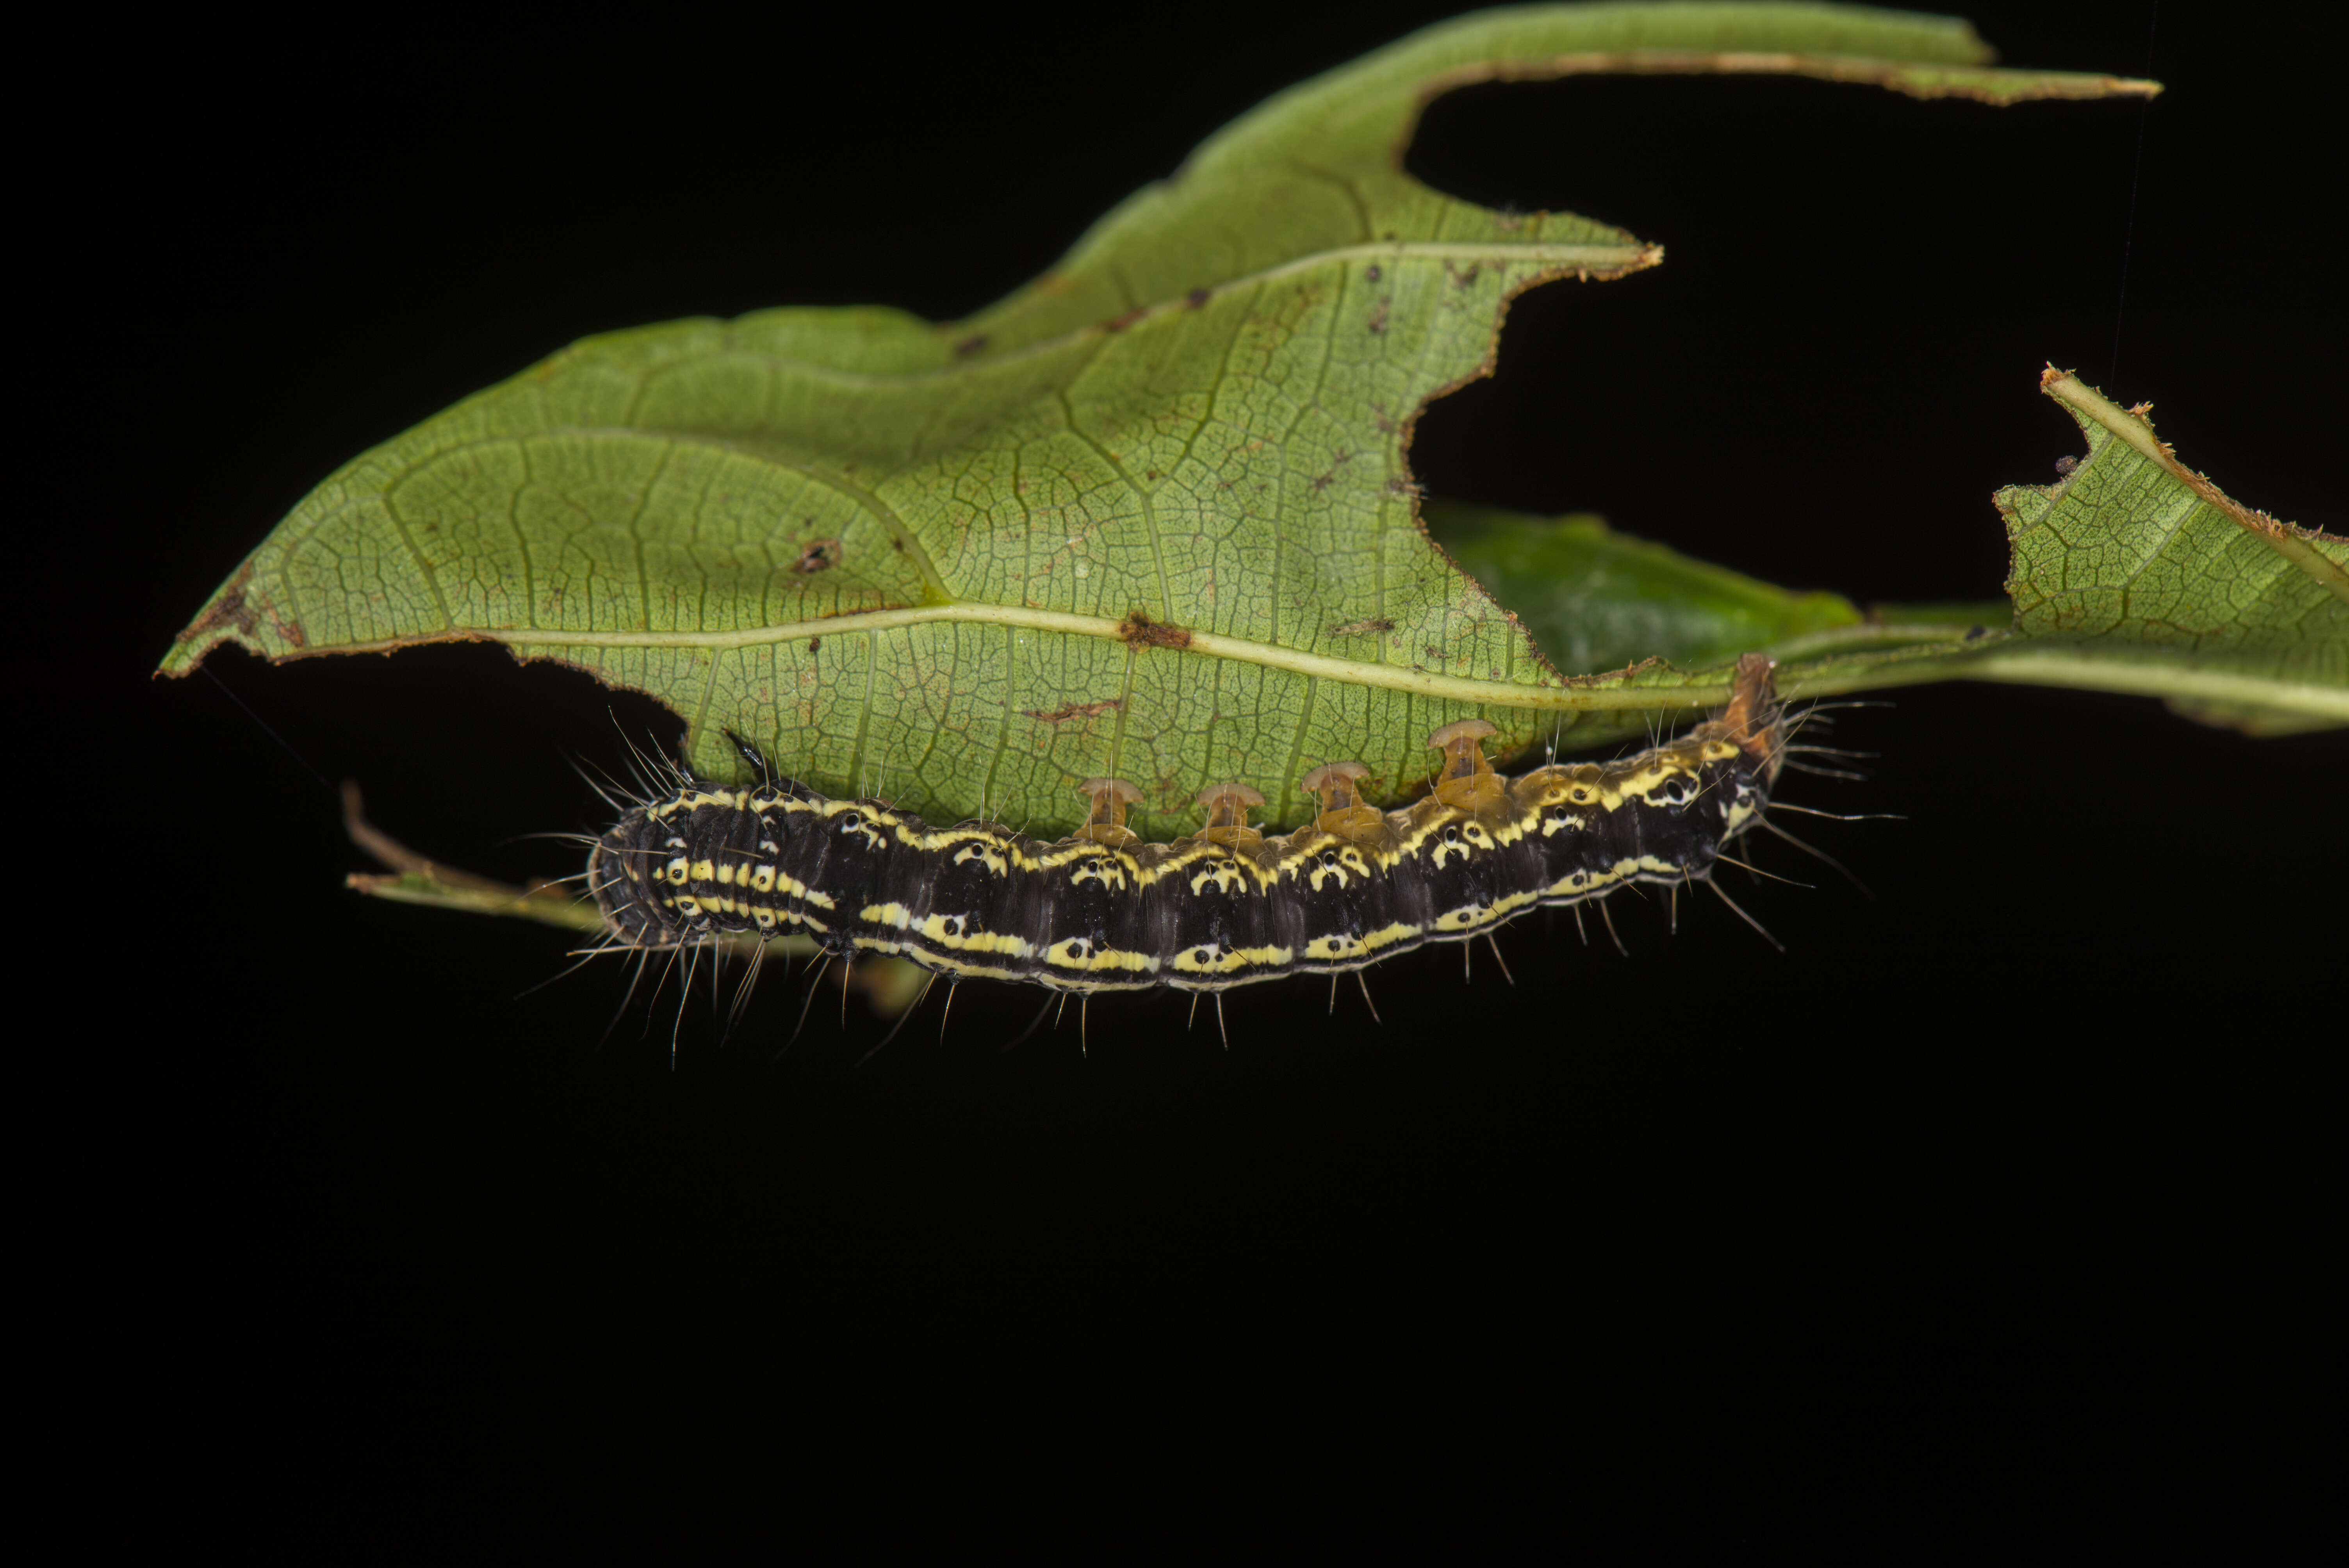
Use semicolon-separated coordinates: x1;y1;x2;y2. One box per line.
302;600;1738;714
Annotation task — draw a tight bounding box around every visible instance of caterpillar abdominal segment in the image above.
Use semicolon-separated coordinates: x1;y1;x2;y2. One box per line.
588;653;1789;996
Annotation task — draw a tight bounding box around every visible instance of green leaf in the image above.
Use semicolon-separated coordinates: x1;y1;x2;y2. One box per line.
1423;500;1869;674
160;3;2159;834
1430;367;2349;732
1425;369;2349;729
1430;364;2349;731
1974;371;2349;731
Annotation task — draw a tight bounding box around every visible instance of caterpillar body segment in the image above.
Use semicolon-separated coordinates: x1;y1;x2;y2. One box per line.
590;654;1788;995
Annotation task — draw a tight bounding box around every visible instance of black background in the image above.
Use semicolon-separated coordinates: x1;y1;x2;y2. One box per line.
32;1;2340;1556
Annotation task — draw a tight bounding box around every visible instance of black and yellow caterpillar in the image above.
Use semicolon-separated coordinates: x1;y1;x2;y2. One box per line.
589;654;1788;995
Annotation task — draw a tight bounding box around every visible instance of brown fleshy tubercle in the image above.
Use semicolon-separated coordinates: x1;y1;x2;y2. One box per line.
1427;718;1506;813
1302;761;1389;843
1300;761;1370;814
1719;653;1785;771
1074;777;1145;847
1197;782;1267;851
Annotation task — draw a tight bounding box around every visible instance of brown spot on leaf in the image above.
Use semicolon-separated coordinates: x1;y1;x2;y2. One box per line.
793;539;843;574
1117;610;1193;651
1021;698;1123;726
1366;296;1390;335
176;563;259;643
807;637;822;654
1185;287;1211;309
1104;306;1148;333
1310;453;1354;492
954;333;989;358
1328;617;1395;638
184;587;254;641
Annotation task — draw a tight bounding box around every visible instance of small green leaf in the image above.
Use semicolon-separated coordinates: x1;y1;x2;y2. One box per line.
1424;500;1866;674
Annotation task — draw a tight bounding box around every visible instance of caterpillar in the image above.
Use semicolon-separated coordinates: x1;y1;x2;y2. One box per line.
589;652;1788;997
